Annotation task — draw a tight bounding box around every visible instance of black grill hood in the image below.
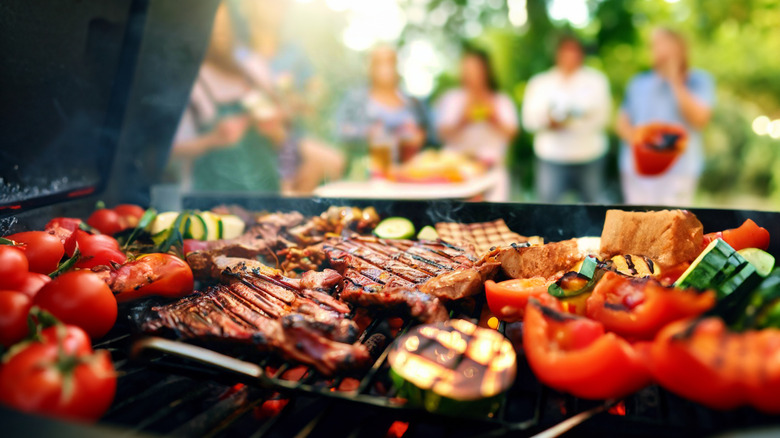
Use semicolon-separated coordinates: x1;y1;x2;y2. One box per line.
0;0;220;214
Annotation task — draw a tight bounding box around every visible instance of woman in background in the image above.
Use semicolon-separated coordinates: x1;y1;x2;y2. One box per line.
435;48;519;201
171;3;281;193
335;45;428;169
616;28;715;205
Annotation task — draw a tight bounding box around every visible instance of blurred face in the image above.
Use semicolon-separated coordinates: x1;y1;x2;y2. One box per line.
651;31;681;67
370;47;398;88
556;40;583;72
461;55;489;92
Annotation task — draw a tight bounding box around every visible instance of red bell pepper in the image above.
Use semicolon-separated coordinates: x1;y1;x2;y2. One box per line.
703;219;770;251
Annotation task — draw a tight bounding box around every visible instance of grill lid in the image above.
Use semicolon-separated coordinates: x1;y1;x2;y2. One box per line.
0;0;219;214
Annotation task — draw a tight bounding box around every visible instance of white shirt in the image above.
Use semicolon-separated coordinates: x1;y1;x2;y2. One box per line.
522;67;611;164
435;89;519;165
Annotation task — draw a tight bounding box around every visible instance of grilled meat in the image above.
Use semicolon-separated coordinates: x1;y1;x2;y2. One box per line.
324;236;498;320
488;240;583;280
187;207;380;278
136;257;369;375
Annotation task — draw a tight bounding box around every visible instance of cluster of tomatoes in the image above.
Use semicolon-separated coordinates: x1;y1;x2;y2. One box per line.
0;204;195;422
486;219;780;414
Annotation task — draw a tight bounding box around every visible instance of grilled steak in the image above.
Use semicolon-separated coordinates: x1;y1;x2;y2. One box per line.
324;236;499;319
136;257;369;375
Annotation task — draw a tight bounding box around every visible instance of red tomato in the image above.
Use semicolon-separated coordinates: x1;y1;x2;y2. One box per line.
105;253;194;303
703;219;770;251
70;230;127;269
0;338;116;421
485;277;550;321
14;272;51;300
34;271;117;339
87;209;123;236
45;217;82;254
0;246;29;289
113;204;145;228
648;318;780;413
0;291;32;347
586;272;715;340
183;239;210;255
39;325;93;357
523;298;651;400
6;231;65;274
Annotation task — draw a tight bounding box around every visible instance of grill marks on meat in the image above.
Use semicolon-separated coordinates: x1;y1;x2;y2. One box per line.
324;236;498;321
138;257;368;375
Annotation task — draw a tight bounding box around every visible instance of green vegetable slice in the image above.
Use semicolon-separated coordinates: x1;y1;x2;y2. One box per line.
417;225;439;241
548;257;603;298
374;217;415;240
738;248;775;277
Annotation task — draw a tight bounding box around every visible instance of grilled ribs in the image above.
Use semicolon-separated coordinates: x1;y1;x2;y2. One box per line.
324;236;499;321
137;257;369;375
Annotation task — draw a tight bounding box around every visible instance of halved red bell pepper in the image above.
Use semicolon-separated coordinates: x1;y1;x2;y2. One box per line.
586;272;715;340
703;219;770;251
522;297;651;400
485;277;549;321
648;317;780;413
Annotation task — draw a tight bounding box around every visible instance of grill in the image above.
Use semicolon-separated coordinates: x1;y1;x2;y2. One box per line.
4;196;780;438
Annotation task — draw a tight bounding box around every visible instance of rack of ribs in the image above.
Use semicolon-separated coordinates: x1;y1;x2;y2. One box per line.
136;257;370;375
323;236;499;320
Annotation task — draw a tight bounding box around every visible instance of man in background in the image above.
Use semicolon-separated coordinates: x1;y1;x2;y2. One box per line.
522;36;611;203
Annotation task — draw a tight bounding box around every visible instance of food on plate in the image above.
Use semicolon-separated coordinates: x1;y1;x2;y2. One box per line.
325;235;499;302
393;150;486;183
93;253;194;303
489;239;584;280
703;218;770;252
523;298;651;400
435;219;540;256
4;231;65;274
647;317;780;413
631;123;687;176
485;277;549;321
388;319;516;416
599;209;703;268
586;272;715;340
374;217;416;240
136;257;369;375
416;225;439;241
0;324;116;421
34;271;118;339
0;290;32;347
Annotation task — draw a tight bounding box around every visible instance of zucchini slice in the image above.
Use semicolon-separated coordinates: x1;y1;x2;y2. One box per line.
417;225;439;241
388;319;516;417
676;239;743;291
220;214;245;240
199;211;223;241
150;211;180;236
374;217;415;240
738;248;775;277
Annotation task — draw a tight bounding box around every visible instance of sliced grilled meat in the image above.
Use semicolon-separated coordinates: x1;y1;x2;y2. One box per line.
136;257;369;375
324;236;499;320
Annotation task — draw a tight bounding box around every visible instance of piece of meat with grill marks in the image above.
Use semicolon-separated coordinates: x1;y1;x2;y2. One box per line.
136;255;369;374
324;236;498;322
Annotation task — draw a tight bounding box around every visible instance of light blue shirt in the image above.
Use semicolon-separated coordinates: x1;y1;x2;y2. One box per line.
619;69;715;176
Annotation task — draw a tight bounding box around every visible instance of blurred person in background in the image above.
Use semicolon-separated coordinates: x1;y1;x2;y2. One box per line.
171;2;281;193
335;45;428;174
435;48;519;201
235;0;344;193
522;36;611;204
616;27;715;205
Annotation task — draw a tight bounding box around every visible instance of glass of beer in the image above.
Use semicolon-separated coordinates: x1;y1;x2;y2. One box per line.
368;127;397;179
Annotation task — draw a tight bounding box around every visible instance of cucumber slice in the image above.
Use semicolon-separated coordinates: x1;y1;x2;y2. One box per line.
150;211;180;236
676;239;740;289
374;217;415;240
417;225;439;241
220;214;245;240
738;248;775;277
